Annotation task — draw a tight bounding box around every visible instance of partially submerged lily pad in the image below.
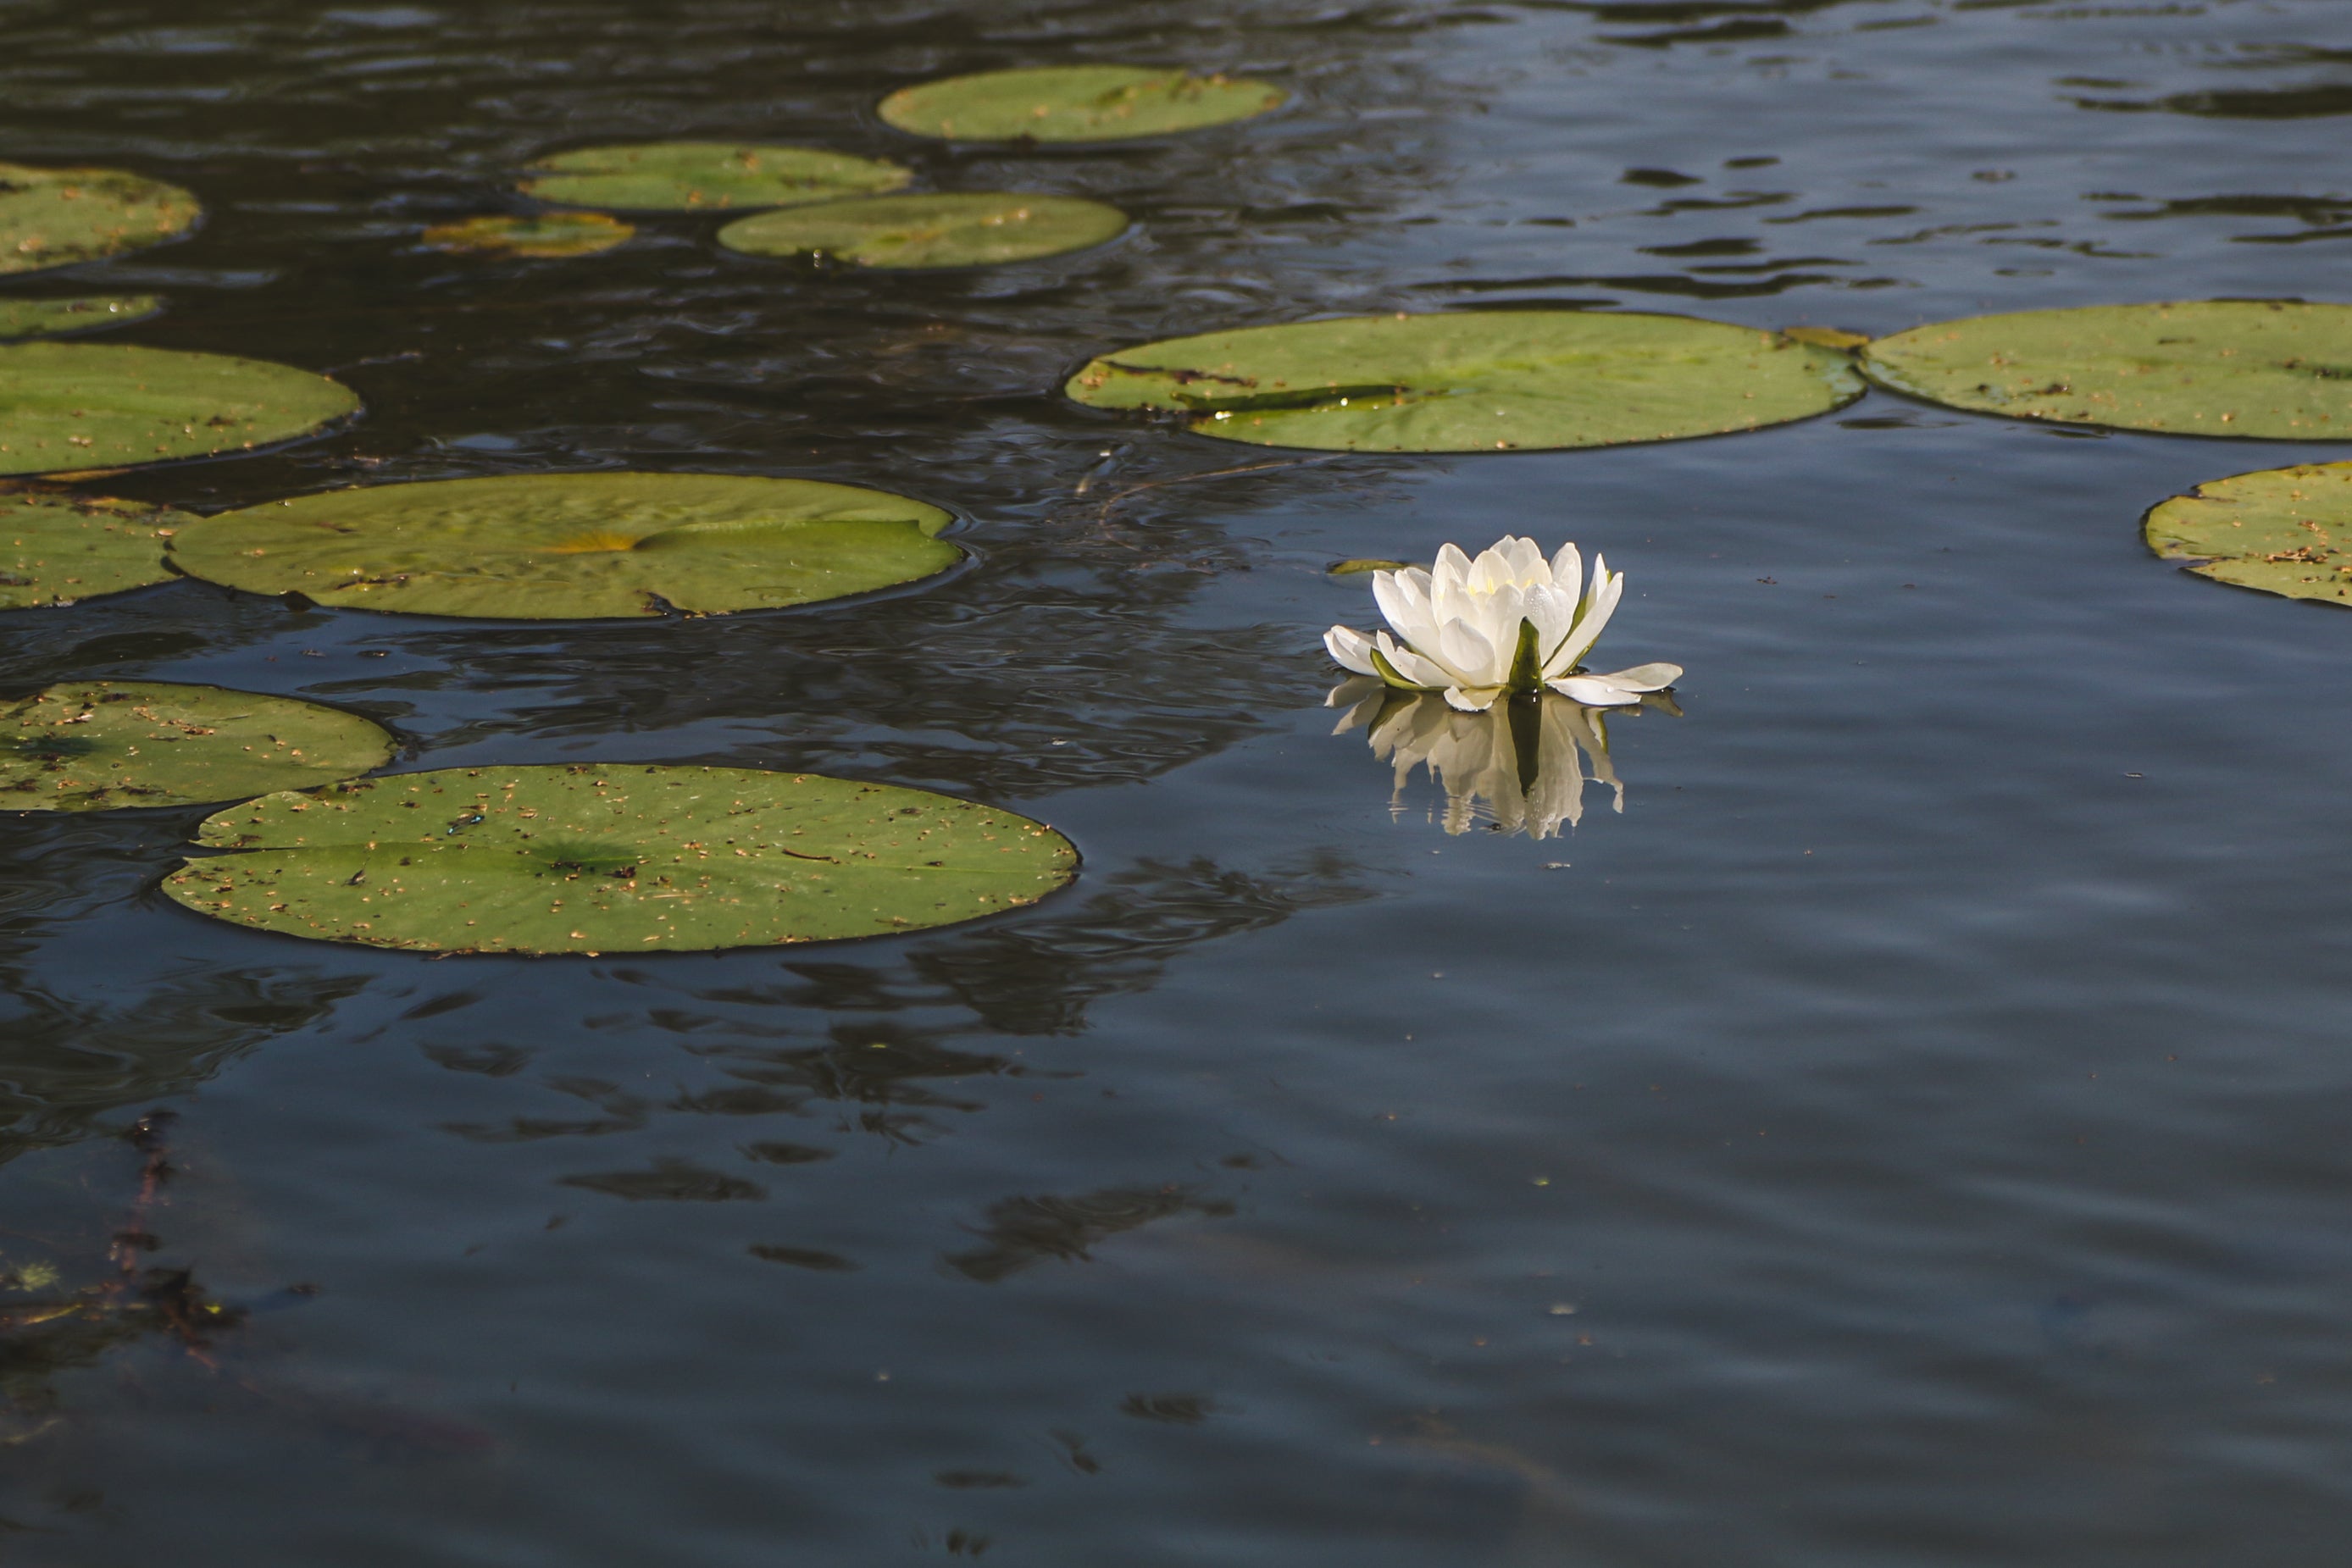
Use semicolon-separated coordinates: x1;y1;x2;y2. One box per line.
164;765;1077;954
879;65;1285;143
0;163;199;277
169;471;960;620
519;143;911;212
0;491;192;607
0;681;392;812
423;213;633;258
718;192;1126;269
1066;312;1864;452
0;342;358;478
0;296;163;341
2143;459;2352;606
1861;301;2352;438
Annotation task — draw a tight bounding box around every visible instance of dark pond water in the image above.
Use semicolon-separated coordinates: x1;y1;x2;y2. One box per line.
4;0;2352;1560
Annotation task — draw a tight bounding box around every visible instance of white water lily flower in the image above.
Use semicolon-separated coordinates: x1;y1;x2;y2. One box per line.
1323;536;1681;712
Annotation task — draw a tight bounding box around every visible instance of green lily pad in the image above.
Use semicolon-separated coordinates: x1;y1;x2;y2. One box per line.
0;296;163;341
164;765;1077;954
169;472;961;620
519;143;911;212
423;213;632;257
718;192;1127;269
1861;301;2352;438
879;65;1285;143
0;681;393;812
0;491;193;607
2142;459;2352;607
0;342;358;479
0;163;200;277
1065;311;1865;452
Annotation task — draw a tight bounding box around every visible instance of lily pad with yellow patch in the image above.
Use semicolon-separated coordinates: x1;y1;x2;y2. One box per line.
423;213;633;258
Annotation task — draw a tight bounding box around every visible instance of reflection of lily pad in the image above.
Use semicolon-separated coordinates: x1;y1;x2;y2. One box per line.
0;343;358;478
0;681;393;812
879;65;1284;143
0;296;163;341
166;765;1078;954
1861;302;2352;438
519;143;911;212
0;491;192;607
718;193;1127;269
2143;460;2352;607
423;213;632;257
170;472;961;620
0;163;199;277
1067;312;1864;452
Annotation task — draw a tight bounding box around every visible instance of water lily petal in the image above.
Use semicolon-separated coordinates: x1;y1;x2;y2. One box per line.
1323;623;1380;676
1373;568;1439;653
1435;615;1502;686
1548;541;1583;604
1443;684;1505;712
1584;662;1682;692
1545;673;1644;706
1374;631;1453;689
1544;562;1623;675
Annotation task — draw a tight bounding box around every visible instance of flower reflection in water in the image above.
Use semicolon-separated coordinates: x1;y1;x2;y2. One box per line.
1328;678;1679;839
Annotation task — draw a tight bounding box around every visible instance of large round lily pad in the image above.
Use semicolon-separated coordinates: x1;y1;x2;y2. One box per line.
519;143;911;212
0;296;162;341
1861;302;2352;439
165;765;1077;954
718;192;1127;269
0;491;192;607
1065;311;1864;452
2143;460;2352;607
0;342;358;478
169;472;961;620
0;163;199;277
423;213;632;257
879;65;1284;143
0;681;393;812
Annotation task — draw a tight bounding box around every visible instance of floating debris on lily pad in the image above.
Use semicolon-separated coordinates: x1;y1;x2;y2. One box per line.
0;681;393;812
0;343;358;478
879;65;1284;143
1328;557;1412;576
165;764;1078;954
519;143;911;212
2143;459;2352;607
169;472;961;620
718;192;1127;269
0;295;163;341
0;163;199;277
1066;312;1864;452
0;491;193;607
423;213;633;258
1861;301;2352;438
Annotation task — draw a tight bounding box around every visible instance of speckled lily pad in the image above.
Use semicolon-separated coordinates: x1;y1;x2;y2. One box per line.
0;681;393;812
0;342;358;478
0;163;199;277
423;213;633;257
519;142;910;212
0;296;163;341
718;192;1126;269
0;491;192;607
1066;311;1864;452
2143;459;2352;606
164;765;1077;954
169;471;961;620
879;65;1284;143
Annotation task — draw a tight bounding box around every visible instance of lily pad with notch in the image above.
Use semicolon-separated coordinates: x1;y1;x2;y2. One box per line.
0;342;358;478
0;680;393;812
0;296;163;341
164;764;1079;954
519;142;911;212
0;163;199;277
2142;458;2352;606
718;192;1127;269
1065;311;1864;452
1860;301;2352;438
168;472;962;620
879;64;1284;143
0;491;194;608
424;213;633;258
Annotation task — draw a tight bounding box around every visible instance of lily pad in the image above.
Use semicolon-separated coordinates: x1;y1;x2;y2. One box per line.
2142;459;2352;607
0;342;358;478
0;163;199;277
519;143;911;212
0;681;393;812
423;213;632;258
0;296;163;341
164;765;1078;954
718;193;1127;269
879;65;1285;143
0;491;193;607
1861;301;2352;438
169;472;961;620
1065;311;1864;452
